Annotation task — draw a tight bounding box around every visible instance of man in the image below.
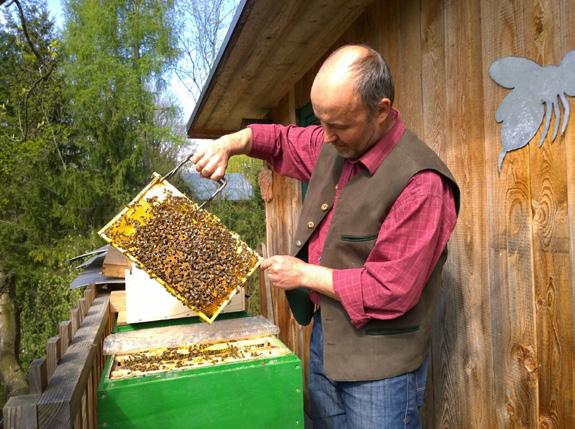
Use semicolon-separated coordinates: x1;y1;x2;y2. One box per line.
192;44;460;428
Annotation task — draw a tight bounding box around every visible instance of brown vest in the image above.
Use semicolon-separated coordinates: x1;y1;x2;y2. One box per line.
288;129;460;381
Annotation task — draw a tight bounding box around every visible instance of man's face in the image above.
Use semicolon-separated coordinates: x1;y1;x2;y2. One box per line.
312;94;381;159
311;78;387;159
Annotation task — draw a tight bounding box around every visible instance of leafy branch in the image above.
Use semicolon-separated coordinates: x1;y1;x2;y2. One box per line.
2;0;55;142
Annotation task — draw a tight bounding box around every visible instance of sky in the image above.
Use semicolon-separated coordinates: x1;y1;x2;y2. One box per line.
45;0;202;123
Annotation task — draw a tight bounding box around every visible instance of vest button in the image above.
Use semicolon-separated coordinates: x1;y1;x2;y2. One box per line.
296;240;302;247
321;203;329;211
307;221;315;229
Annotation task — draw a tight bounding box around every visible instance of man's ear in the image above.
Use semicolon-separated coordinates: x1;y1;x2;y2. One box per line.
376;98;392;124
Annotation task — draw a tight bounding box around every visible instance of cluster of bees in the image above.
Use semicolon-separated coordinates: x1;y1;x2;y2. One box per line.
105;192;258;316
111;339;283;378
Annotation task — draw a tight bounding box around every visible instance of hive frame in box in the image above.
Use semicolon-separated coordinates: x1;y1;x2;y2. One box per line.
98;173;261;323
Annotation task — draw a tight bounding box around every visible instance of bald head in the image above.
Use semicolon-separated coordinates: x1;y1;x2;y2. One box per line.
311;46;366;109
309;45;395;159
311;44;394;113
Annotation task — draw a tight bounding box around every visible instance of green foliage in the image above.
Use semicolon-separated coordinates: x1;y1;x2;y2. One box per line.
0;0;182;384
207;157;266;315
61;0;182;225
17;267;83;369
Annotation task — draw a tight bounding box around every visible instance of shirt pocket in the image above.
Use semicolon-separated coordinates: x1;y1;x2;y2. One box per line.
364;325;420;336
336;232;379;267
340;233;379;242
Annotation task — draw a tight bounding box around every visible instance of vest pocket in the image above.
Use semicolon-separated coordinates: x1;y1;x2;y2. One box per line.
364;325;419;336
340;233;379;242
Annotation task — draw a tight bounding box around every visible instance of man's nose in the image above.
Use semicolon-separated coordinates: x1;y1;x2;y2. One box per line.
323;128;337;144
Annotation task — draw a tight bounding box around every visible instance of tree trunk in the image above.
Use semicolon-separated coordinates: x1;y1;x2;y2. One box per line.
0;270;28;397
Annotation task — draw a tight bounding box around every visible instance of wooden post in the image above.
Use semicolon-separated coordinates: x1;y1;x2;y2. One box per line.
3;394;40;429
257;243;274;321
86;367;94;429
46;336;61;380
59;321;71;357
37;295;109;428
78;298;87;324
29;357;48;395
70;307;80;338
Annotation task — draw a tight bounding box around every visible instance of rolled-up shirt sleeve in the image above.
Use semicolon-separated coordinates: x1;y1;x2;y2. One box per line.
333;171;457;329
248;124;324;182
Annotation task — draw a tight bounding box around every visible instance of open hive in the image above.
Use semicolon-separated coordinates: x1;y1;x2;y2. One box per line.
109;336;289;380
98;173;260;323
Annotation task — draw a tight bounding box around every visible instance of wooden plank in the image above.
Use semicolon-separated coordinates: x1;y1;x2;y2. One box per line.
78;298;87;323
376;0;401;104
86;369;94;429
561;1;575;410
59;321;71;357
38;341;95;429
524;1;574;427
109;287;125;326
91;359;99;428
86;284;96;305
71;295;110;345
46;336;61;381
479;1;541;428
257;243;273;321
83;288;92;309
439;0;495;427
102;247;130;279
70;307;80;338
73;411;81;429
397;0;423;137
29;357;48;395
419;0;447;425
124;266;245;324
38;296;110;428
109;290;126;313
80;390;87;429
3;394;40;429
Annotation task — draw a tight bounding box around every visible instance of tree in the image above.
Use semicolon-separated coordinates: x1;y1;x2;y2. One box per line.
61;0;181;222
0;0;67;399
0;0;181;404
173;0;240;101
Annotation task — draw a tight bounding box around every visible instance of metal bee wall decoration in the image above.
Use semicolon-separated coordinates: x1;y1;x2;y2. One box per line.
489;50;575;172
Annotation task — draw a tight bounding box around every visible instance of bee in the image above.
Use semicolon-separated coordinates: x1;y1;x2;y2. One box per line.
489;50;575;172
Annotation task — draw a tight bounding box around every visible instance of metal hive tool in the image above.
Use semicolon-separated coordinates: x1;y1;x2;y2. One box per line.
98;157;261;323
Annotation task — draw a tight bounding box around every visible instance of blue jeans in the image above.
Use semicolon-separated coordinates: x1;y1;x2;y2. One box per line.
309;312;428;429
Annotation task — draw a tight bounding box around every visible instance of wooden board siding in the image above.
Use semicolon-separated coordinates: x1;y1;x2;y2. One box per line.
525;1;574;427
265;0;574;427
481;1;540;428
258;92;311;410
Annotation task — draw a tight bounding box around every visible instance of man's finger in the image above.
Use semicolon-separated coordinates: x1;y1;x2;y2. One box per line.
260;258;272;270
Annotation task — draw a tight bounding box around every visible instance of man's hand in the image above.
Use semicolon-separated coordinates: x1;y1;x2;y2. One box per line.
191;128;253;181
260;255;338;300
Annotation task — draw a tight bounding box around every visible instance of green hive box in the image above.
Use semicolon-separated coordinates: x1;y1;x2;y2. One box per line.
97;334;303;428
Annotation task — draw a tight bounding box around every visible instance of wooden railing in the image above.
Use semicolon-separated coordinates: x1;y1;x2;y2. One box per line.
3;285;112;428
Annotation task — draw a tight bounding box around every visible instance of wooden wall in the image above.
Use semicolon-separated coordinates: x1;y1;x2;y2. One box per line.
264;0;574;427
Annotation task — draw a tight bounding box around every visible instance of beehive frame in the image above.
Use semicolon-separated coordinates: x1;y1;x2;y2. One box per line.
98;173;261;323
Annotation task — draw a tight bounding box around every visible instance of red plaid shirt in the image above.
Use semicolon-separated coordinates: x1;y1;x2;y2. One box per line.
249;110;457;328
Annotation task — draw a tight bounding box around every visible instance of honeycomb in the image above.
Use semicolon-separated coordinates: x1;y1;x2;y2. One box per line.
98;174;260;323
109;337;288;379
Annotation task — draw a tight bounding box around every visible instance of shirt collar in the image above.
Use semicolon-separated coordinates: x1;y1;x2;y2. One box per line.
353;108;405;175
